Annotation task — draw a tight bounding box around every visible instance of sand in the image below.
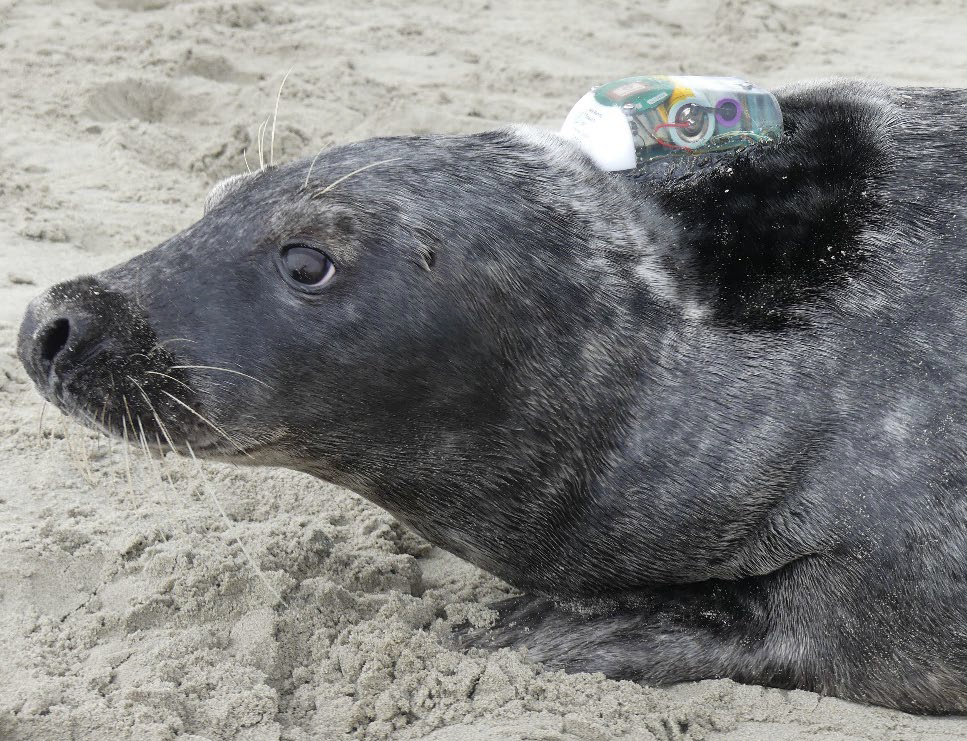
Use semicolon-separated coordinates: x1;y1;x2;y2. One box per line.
2;0;967;738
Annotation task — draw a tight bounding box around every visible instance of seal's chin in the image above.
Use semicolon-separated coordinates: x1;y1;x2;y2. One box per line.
183;432;255;460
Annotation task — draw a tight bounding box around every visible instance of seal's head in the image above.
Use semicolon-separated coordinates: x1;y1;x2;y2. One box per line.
17;130;653;532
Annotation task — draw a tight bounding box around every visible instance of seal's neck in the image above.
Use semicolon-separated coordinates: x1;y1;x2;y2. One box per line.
313;319;831;596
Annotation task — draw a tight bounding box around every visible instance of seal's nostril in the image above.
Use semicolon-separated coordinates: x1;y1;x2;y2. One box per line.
38;318;71;373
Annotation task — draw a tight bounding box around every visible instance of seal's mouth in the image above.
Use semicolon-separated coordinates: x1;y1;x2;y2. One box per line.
31;352;258;462
36;359;204;453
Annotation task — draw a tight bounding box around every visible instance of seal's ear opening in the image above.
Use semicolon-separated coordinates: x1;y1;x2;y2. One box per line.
406;225;440;273
204;172;258;215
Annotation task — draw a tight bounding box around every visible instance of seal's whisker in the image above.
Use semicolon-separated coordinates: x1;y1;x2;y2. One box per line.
148;337;196;357
97;400;110;450
168;364;271;389
302;144;330;191
134;416;170;544
184;440;283;606
144;370;197;395
152;429;186;503
152;416;178;459
60;416;79;475
135;420;151;461
105;417;117;476
243;148;253;175
121;395;141;462
127;373;179;477
313;157;403;198
107;415;124;492
64;416;97;486
157;389;253;458
75;419;97;485
127;374;175;451
269;66;292;168
131;390;189;506
156;337;197;348
119;410;135;501
257;116;269;171
154;431;167;457
38;401;48;440
81;417;97;469
133;414;159;479
60;416;78;470
147;411;196;507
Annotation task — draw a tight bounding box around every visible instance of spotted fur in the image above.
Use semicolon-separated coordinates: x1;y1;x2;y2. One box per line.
18;80;967;713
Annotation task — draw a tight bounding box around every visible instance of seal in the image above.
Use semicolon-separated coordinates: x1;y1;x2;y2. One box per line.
17;79;967;714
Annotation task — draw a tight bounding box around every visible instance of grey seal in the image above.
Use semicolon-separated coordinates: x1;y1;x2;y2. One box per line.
17;79;967;714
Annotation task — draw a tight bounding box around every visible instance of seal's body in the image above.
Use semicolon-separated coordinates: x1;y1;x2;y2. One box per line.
17;80;967;713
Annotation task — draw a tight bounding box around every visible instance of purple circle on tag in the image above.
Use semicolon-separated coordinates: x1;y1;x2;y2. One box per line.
715;97;742;126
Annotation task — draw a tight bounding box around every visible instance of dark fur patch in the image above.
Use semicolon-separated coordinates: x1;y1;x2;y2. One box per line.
638;81;897;329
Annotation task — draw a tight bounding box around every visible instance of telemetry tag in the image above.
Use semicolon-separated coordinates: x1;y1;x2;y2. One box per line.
560;75;783;172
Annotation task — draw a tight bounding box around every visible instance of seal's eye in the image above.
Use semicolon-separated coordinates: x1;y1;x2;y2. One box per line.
280;244;336;288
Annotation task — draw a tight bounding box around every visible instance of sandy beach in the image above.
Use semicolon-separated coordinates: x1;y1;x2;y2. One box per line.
2;0;967;738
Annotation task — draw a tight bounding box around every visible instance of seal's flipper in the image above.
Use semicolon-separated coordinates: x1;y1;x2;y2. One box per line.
459;582;780;687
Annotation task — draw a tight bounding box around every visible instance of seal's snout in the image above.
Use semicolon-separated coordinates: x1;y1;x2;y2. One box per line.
18;276;204;449
18;297;76;389
34;317;71;375
18;285;99;401
20;294;60;392
18;276;138;410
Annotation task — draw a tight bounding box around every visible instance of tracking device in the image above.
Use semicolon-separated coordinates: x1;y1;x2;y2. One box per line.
560;75;783;172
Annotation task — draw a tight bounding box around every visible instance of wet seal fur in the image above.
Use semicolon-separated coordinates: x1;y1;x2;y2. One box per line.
17;80;967;713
